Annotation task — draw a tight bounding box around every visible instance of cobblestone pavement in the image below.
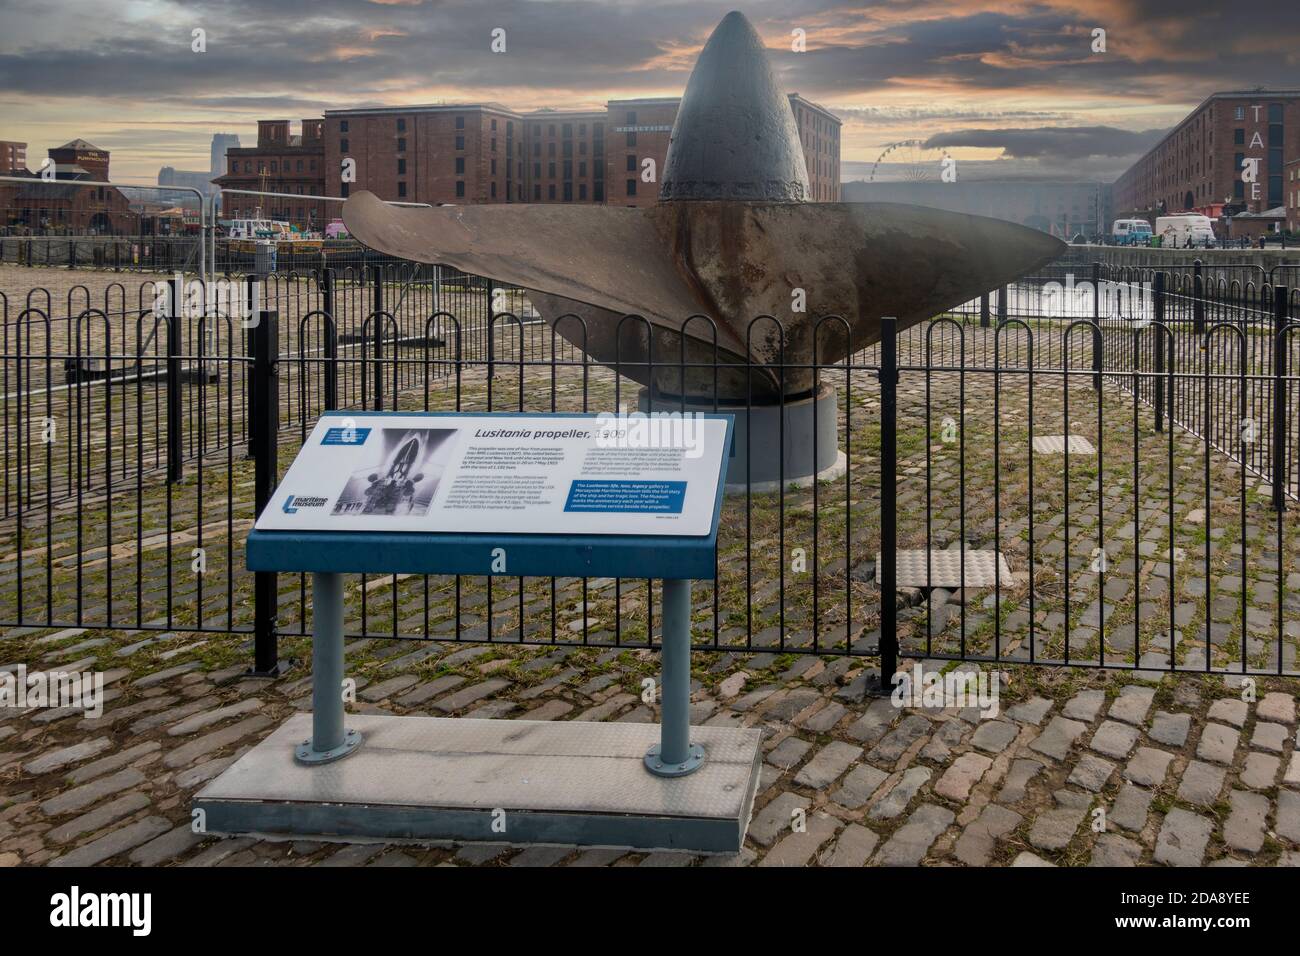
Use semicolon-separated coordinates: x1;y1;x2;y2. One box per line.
3;627;1298;867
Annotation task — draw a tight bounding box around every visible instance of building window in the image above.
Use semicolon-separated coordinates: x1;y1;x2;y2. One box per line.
340;120;349;133
548;184;556;199
579;161;587;177
563;123;572;138
563;160;572;179
491;181;497;198
533;162;540;177
548;161;556;177
491;119;497;131
456;181;465;197
341;182;349;197
579;141;587;156
533;142;540;156
594;183;604;202
626;111;637;124
563;182;572;201
491;159;497;174
310;159;317;172
1235;128;1245;144
270;161;277;172
534;184;541;200
397;182;406;198
456;136;465;150
456;157;465;174
563;141;573;158
548;142;556;157
397;158;406;174
340;138;349;152
456;115;465;130
579;183;587;200
397;137;406;152
627;179;637;196
626;132;636;147
491;138;496;152
296;160;303;172
549;124;556;136
626;154;636;172
397;118;406;132
1234;106;1245;120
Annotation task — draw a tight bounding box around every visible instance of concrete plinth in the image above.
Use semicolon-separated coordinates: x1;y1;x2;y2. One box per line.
195;713;763;854
639;381;844;493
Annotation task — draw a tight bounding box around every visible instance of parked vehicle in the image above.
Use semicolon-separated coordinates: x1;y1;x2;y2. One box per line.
1111;219;1152;246
1155;214;1216;249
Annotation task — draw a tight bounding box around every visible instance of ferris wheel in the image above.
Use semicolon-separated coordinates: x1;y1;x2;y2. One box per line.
868;140;953;183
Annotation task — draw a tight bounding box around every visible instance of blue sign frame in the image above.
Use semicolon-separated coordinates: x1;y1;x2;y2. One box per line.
246;411;733;581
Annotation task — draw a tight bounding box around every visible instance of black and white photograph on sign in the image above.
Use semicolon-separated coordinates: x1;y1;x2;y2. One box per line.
332;428;455;517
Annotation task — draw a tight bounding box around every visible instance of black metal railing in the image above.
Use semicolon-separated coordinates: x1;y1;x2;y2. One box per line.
2;262;1298;685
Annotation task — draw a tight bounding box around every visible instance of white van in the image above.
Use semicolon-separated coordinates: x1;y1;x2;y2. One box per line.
1155;214;1216;249
1112;219;1152;246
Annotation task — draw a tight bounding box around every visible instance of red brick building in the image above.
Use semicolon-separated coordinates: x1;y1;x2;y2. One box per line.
524;108;608;204
322;104;521;206
305;93;840;209
0;141;27;174
605;98;676;207
792;94;841;202
1113;91;1300;220
0;139;130;234
212;119;329;226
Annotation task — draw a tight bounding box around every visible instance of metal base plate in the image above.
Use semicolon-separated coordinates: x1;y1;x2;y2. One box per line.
196;713;763;853
644;743;707;777
294;728;363;765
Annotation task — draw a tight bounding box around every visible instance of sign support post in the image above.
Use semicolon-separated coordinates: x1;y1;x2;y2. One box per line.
295;572;362;764
645;578;705;776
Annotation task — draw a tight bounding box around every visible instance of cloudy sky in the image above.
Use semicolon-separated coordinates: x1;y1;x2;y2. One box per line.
1;0;1296;184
